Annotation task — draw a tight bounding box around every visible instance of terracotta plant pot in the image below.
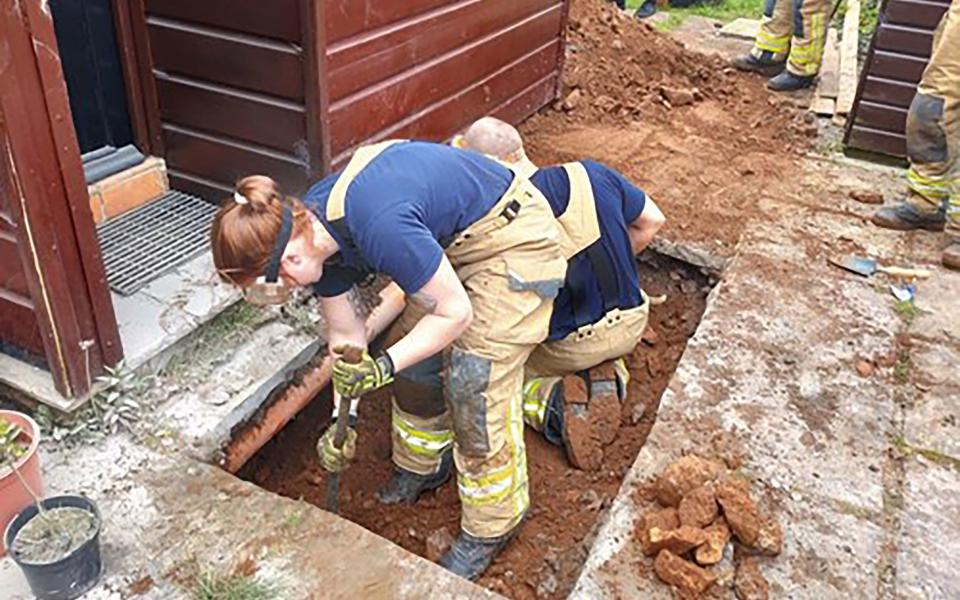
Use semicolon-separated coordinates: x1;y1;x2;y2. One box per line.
0;410;43;557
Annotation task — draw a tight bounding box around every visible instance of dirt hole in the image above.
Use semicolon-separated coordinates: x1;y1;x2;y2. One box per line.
240;251;713;599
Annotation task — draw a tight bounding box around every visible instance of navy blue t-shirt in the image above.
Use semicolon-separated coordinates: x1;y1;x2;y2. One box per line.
303;141;513;296
530;161;646;340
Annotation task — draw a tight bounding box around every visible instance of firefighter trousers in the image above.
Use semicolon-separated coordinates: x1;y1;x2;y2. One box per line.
388;175;567;539
905;0;960;239
750;0;832;76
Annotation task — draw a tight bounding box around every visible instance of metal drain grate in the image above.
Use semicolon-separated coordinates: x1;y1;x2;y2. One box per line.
97;191;219;296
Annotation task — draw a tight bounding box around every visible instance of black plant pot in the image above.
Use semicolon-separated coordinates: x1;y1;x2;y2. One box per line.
4;495;103;600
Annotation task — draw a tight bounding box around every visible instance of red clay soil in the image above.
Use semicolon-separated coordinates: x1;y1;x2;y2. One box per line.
241;255;709;599
521;0;813;255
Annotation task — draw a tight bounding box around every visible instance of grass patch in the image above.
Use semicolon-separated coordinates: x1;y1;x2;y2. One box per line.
893;299;920;325
655;12;687;31
891;435;960;473
192;573;278;600
627;0;765;24
163;302;266;378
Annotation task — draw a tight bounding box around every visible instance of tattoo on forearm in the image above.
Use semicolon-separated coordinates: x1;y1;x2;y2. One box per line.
410;291;439;313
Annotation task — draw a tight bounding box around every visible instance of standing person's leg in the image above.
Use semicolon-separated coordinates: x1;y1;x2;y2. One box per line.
733;0;794;75
768;0;832;90
872;3;960;269
523;303;649;470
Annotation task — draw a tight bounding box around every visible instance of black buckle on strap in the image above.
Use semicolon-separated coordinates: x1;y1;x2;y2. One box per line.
500;199;521;222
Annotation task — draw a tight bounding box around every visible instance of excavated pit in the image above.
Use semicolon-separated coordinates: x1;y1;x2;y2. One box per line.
240;251;712;599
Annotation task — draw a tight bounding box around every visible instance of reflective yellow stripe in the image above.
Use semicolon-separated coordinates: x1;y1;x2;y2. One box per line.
556;163;602;260
756;31;790;52
391;413;453;457
522;378;548;428
326;140;406;222
908;170;951;199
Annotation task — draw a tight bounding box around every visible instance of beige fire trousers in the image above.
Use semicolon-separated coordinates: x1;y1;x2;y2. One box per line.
521;302;649;431
388;175;567;539
905;0;960;238
750;0;832;76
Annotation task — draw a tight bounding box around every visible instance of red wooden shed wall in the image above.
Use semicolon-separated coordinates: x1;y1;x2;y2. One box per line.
129;0;567;196
844;0;951;157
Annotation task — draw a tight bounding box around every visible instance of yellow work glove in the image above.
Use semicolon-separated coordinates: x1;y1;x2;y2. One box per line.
331;346;395;398
316;422;357;473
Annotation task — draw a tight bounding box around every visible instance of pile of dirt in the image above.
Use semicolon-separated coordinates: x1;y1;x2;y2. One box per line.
635;455;782;599
521;0;814;253
241;254;710;599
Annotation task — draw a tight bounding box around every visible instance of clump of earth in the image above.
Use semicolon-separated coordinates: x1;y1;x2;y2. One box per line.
636;454;782;598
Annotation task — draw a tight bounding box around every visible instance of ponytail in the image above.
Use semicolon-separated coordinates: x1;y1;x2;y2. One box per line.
211;175;311;286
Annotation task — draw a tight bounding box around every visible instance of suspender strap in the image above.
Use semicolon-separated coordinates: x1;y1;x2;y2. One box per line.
556;163;602;260
324;139;406;264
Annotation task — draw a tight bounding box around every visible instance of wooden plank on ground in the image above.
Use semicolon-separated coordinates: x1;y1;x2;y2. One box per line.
817;28;840;99
811;96;837;116
836;0;861;115
718;17;761;40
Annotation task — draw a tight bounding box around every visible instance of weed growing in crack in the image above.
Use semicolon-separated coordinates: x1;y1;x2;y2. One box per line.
164;303;267;379
893;351;912;384
192;572;280;600
891;435;960;473
893;299;920;325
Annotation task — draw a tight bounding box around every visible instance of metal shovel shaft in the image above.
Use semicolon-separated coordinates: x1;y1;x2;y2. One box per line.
325;344;364;514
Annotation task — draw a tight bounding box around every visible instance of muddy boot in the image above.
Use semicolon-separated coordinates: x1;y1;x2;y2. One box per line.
767;71;815;92
943;241;960;271
439;528;518;581
872;202;946;232
732;52;785;77
376;451;452;504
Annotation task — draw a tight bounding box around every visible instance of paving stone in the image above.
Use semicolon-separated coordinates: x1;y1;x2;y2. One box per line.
905;341;960;458
112;291;196;369
897;458;960;600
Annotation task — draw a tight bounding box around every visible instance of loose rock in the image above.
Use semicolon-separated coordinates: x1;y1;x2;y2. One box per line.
695;520;731;565
734;557;770;600
849;189;884;205
661;86;696;107
679;485;719;528
425;527;454;562
563;88;583;111
855;359;874;377
716;480;782;556
638;507;681;554
645;525;709;556
654;549;717;598
656;455;725;507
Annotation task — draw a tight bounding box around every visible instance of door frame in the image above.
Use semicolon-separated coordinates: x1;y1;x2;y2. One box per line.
0;0;122;399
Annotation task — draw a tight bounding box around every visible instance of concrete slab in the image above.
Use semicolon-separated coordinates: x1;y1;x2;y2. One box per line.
718;17;761;40
115;253;241;371
897;457;960;600
1;437;496;599
156;319;319;464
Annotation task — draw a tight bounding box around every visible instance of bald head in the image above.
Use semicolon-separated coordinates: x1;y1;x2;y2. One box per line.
459;117;538;177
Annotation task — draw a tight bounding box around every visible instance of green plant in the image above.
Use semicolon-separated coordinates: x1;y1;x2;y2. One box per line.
628;0;766;24
655;12;687;31
893;299;920;325
34;362;150;443
192;572;279;600
0;417;28;465
893;351;911;384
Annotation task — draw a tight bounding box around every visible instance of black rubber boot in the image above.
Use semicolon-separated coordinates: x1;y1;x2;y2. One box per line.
732;52;785;77
767;71;816;91
439;529;518;581
376;451;452;504
872;202;946;232
634;0;657;19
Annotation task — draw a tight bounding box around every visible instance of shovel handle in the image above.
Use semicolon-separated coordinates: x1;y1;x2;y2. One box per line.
877;266;932;279
331;344;364;449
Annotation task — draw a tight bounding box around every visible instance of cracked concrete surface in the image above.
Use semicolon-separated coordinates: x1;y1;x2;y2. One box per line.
573;155;960;599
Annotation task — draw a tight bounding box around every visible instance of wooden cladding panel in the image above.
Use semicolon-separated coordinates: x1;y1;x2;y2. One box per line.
0;236;29;298
333;40;559;167
325;0;455;43
155;75;306;161
162;125;309;194
0;291;44;358
859;76;918;108
147;18;305;101
145;0;302;41
884;0;951;28
330;4;564;155
844;0;949;157
328;0;557;101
